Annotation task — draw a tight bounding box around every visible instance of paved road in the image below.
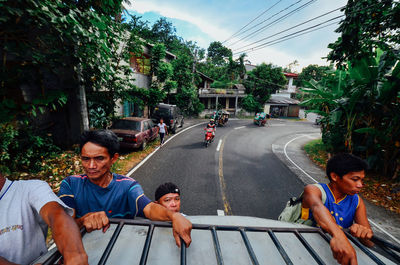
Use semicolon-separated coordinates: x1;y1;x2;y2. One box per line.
131;119;319;218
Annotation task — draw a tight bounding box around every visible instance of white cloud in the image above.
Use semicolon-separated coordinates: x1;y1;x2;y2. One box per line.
127;0;346;70
129;1;231;42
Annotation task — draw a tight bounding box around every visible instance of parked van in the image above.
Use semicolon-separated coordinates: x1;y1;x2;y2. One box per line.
151;103;184;134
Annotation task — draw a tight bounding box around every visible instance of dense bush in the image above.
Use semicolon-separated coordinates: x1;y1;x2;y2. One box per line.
0;123;61;176
301;50;400;179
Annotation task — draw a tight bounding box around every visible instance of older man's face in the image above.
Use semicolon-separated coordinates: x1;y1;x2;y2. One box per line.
80;142;118;182
158;193;181;213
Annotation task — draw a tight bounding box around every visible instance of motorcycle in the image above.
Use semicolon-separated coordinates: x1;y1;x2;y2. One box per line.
204;128;214;147
254;112;267;127
254;118;266;127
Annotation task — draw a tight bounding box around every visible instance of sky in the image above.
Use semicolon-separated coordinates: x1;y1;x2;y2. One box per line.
126;0;348;72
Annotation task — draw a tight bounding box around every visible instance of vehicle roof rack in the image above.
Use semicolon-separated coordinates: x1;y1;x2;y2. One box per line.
36;217;399;265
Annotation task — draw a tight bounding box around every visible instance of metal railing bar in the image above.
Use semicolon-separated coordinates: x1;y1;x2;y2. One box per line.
139;224;155;265
211;226;224;265
344;231;385;265
109;218;321;232
372;244;400;263
267;230;293;265
42;250;62;265
180;238;187;265
371;235;400;253
294;231;325;265
98;221;124;265
239;228;260;265
317;230;331;244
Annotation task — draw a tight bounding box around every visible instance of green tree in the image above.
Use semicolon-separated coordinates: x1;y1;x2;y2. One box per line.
0;0;134;174
241;94;262;114
207;41;232;66
151;17;181;52
243;63;286;113
302;50;400;177
327;0;400;65
295;64;331;87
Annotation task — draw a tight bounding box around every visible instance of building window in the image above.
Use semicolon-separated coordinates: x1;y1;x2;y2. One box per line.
130;53;151;75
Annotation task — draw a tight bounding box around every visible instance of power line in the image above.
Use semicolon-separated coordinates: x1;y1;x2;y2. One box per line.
233;16;342;55
246;21;341;54
232;2;382;55
227;0;316;48
233;5;344;52
222;0;284;44
227;0;304;44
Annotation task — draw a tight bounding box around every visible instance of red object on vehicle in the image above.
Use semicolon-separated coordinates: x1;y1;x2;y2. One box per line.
205;128;214;141
124;136;137;143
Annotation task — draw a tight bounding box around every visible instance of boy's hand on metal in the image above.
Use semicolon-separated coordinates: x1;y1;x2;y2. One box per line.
171;213;192;247
330;234;358;265
349;223;373;240
79;211;110;233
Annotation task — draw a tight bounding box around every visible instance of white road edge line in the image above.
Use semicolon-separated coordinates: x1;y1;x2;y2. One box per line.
283;134;319;183
283;134;400;245
126;122;206;177
234;126;245;130
217;209;225;216
216;139;222;152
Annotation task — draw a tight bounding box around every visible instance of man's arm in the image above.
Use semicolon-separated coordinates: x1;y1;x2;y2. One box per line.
143;202;192;247
40;202;88;265
350;197;373;246
302;185;357;265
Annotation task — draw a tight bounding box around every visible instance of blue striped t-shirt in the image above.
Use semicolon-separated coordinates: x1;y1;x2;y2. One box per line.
58;173;151;218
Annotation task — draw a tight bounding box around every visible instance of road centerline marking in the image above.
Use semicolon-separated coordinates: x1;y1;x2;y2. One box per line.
218;134;232;215
234;126;245;130
216;139;222;151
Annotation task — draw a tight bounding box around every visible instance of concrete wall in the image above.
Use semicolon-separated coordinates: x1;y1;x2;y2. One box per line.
133;73;150;88
299;109;319;122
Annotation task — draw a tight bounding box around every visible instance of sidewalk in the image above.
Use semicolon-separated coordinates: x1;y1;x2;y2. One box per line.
272;132;400;245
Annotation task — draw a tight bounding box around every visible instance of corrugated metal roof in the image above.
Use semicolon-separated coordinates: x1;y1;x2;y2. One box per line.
268;96;300;104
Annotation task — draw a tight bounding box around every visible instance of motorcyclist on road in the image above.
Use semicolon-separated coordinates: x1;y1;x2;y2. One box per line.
206;119;216;138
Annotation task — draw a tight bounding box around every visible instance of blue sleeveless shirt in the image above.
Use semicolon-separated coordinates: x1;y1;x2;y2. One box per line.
307;183;360;229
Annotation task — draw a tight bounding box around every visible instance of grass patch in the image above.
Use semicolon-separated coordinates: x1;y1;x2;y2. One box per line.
303;139;328;168
111;139;161;175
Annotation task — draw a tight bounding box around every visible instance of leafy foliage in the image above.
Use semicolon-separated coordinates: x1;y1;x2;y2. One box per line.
241;94;262;114
207;41;233;66
243;63;287;113
0;122;61;175
327;0;400;65
301;50;400;177
0;0;140;175
295;64;332;87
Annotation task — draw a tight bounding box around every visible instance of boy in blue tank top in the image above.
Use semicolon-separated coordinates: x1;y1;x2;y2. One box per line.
301;153;372;265
58;130;192;248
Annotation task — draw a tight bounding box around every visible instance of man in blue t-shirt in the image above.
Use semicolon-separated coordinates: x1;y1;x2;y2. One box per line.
58;130;191;247
301;153;372;265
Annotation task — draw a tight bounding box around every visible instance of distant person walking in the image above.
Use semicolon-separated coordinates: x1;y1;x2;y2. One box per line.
158;118;168;146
